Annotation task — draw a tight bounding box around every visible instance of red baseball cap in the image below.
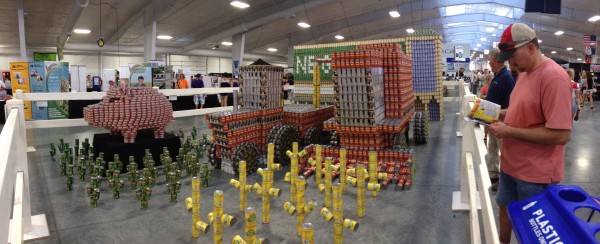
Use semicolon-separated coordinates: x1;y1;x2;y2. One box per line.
497;23;537;62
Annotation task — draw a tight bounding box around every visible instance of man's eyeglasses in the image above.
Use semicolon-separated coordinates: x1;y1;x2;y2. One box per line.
498;40;530;51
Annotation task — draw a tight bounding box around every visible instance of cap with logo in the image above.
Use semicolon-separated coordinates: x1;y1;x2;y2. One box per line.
497;23;537;62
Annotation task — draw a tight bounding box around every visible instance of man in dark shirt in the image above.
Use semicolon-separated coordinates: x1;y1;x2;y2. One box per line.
191;74;205;109
485;48;516;191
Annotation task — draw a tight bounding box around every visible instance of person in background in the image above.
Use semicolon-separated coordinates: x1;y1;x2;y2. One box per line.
488;23;571;244
471;70;481;95
220;76;231;107
176;73;188;89
108;80;116;89
583;71;595;109
191;73;205;109
458;67;465;79
567;69;581;121
86;74;92;89
135;76;146;87
232;79;239;87
485;48;516;192
480;74;493;99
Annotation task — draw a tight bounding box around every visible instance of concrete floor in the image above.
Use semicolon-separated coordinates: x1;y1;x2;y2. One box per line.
13;100;600;244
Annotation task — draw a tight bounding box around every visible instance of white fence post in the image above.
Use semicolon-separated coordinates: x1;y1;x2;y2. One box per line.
4;99;50;242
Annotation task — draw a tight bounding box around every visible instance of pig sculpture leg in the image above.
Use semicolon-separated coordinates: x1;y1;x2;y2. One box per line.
154;126;166;139
123;130;138;143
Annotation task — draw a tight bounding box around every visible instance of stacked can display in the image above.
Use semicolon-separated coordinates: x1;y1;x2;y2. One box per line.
238;65;284;110
356;43;415;119
405;29;444;121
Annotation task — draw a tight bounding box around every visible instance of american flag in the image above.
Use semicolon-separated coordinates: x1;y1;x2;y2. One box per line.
583;35;597;46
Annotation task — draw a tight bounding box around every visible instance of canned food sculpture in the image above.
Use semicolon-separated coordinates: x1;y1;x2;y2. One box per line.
253;168;281;224
209;190;237;244
282;176;318;236
319;183;359;244
84;87;173;143
230;161;252;212
232;207;269;244
189;177;210;238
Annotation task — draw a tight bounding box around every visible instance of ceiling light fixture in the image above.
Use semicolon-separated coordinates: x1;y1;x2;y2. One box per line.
551;51;557;54
486;27;495;32
298;22;311;28
157;35;173;40
492;33;497;37
474;48;479;51
477;43;482;47
267;48;278;52
538;39;542;43
577;58;582;61
566;47;573;51
406;28;415;34
335;35;344;40
389;10;401;18
221;41;233;46
554;30;564;36
589;15;600;22
480;37;487;41
73;29;91;34
230;1;250;9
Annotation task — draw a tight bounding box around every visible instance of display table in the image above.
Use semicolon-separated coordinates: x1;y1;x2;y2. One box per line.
93;132;181;172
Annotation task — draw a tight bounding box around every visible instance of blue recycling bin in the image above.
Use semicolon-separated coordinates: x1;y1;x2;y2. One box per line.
508;185;600;244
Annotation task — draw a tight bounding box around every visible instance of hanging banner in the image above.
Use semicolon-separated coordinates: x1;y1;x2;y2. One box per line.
583;35;596;64
454;45;465;61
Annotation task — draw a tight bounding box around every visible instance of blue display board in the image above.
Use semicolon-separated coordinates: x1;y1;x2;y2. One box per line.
508;185;600;244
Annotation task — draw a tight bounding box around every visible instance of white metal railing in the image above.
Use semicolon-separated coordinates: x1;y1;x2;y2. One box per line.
11;88;239;129
451;85;499;244
1;100;50;243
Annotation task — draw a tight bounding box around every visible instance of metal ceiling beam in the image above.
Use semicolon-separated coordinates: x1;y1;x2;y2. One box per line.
57;0;89;50
106;0;180;45
182;0;334;52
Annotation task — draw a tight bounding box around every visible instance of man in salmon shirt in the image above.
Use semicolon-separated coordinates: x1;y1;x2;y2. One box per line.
488;23;572;244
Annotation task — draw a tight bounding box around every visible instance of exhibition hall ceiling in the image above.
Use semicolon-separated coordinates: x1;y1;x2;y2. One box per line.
1;0;599;63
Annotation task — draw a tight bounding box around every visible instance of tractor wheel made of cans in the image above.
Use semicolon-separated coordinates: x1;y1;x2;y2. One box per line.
304;127;330;146
208;143;221;169
412;111;429;144
393;133;408;149
266;125;300;166
232;142;261;175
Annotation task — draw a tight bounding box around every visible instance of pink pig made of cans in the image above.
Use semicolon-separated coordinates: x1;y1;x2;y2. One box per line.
84;87;173;143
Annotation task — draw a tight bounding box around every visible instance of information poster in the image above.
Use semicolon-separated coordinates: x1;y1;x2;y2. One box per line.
46;62;69;120
34;52;57;61
29;62;48;120
9;62;32;119
454;45;465;61
129;63;152;87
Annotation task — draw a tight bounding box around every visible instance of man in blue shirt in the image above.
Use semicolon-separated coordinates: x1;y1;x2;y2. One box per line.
191;74;205;109
486;48;516;191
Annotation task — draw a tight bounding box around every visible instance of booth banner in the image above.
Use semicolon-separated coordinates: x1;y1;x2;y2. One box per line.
583;35;596;64
454;45;465;61
9;62;32;119
46;62;70;120
29;62;49;120
34;52;57;61
591;64;600;72
129;63;152;87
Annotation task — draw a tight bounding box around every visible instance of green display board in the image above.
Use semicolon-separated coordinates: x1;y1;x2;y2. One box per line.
34;52;57;61
292;42;406;81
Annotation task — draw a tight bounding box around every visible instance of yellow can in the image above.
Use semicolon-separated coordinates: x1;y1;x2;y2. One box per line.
245;207;257;243
268;187;281;198
320;207;334;222
222;214;237;227
232;235;246;244
343;218;359;231
284;172;291;183
272;163;281;171
301;223;314;244
252;183;264;195
196;220;210;233
346;177;357;187
283;202;296;215
367;183;380;192
230;179;241;188
304;200;317;213
377;173;387;180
